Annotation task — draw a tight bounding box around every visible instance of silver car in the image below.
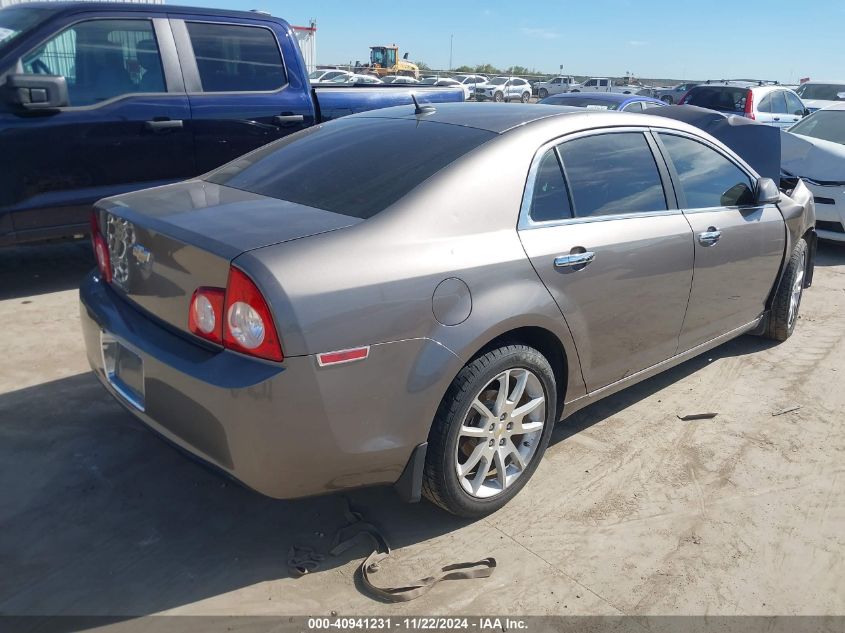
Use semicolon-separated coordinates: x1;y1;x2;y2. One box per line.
81;104;816;517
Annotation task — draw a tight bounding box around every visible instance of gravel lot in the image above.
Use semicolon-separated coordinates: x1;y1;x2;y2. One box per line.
0;239;843;617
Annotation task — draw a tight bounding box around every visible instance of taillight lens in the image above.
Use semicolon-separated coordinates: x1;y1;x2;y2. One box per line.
223;267;283;361
744;89;755;119
90;210;111;283
189;288;225;344
188;267;283;361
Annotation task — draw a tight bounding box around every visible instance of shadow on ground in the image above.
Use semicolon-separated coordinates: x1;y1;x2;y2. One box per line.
0;241;94;301
0;325;782;618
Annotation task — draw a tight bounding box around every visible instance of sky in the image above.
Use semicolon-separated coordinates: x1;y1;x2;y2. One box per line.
196;0;844;83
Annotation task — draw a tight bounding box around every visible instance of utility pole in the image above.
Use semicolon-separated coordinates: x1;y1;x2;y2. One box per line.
449;34;453;71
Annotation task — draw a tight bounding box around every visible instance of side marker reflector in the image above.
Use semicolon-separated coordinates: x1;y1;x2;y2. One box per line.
317;346;370;367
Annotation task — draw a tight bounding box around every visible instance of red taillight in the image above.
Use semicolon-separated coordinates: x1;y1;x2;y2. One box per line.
744;89;755;120
222;267;284;361
188;267;283;361
90;210;111;283
189;287;225;344
677;90;690;104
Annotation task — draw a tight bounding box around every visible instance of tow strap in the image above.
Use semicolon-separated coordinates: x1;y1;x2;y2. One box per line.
287;499;497;602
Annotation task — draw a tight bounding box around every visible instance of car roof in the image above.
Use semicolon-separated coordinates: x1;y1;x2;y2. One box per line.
544;92;664;105
348;102;682;134
9;2;283;21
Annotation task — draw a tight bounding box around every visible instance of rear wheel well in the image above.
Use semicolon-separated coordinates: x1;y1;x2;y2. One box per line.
472;327;567;420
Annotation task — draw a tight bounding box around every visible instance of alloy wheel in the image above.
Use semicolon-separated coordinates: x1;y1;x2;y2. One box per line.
454;368;546;498
788;250;806;328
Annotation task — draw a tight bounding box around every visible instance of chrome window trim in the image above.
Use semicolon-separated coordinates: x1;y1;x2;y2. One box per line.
518;126;679;231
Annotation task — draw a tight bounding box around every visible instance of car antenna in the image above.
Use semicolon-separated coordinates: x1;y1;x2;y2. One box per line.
411;93;436;115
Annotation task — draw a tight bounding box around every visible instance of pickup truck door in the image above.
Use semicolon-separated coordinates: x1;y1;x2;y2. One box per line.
0;15;193;244
518;130;695;392
654;131;785;351
170;17;315;173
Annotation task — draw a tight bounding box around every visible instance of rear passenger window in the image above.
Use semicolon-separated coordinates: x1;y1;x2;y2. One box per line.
785;91;805;116
623;101;644;112
528;150;572;222
770;91;789;114
557;133;667;218
658;134;755;208
186;22;287;92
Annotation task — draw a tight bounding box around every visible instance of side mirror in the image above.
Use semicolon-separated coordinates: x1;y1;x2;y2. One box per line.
803;108;810;117
4;74;68;110
755;177;780;205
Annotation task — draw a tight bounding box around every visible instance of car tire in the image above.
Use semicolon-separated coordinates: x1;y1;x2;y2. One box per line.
521;91;530;103
493;91;504;103
570;89;580;93
765;238;808;342
538;88;548;99
422;345;557;517
662;95;674;104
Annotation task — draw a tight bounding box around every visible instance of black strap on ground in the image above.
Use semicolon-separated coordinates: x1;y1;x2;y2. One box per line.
286;498;496;602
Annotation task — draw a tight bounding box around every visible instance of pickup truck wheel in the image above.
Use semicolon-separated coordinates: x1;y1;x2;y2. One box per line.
493;91;504;103
765;238;808;342
570;89;580;93
538;88;548;99
662;95;674;104
422;345;557;517
521;91;531;103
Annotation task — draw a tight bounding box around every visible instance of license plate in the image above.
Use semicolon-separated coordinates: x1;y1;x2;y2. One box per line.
101;332;145;411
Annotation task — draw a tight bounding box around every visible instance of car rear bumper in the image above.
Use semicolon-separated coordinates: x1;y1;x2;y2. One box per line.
79;273;457;499
805;182;845;242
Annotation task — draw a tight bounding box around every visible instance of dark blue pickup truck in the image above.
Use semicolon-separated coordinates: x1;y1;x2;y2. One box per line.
0;3;464;245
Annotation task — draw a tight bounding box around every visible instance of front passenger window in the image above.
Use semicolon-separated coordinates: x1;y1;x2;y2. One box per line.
21;19;165;106
658;134;755;208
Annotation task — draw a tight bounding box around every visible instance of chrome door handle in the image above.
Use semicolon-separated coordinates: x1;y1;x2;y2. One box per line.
144;119;183;132
554;251;595;268
698;228;721;246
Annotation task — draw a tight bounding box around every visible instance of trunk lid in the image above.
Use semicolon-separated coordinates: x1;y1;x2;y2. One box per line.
94;180;360;335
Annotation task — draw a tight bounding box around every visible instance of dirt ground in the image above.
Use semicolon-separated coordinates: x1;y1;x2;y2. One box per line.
0;240;842;619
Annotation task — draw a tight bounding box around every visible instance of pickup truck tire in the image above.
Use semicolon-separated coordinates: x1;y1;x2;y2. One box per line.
765;238;808;342
663;95;674;104
493;91;504;103
520;91;531;103
538;88;548;99
570;89;580;93
422;345;557;517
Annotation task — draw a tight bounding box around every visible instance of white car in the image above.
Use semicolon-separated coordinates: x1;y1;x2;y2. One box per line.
328;73;383;85
784;103;845;242
680;83;808;128
475;76;532;102
453;74;489;99
309;69;352;84
794;81;845;113
572;77;613;93
433;78;472;100
382;75;419;85
535;75;580;99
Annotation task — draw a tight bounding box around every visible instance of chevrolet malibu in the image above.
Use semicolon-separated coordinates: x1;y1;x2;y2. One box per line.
81;103;816;517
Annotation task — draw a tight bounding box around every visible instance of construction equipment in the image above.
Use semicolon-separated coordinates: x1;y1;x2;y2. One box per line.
364;45;419;79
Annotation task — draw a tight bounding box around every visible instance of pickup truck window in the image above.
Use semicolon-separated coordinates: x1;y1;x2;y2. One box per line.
206;117;495;219
186;22;287;92
21;19;164;106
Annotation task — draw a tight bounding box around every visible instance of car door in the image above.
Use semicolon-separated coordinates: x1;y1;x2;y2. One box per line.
518;130;695;392
599;79;610;92
0;15;193;242
654;131;786;351
581;79;597;92
756;92;775;126
171;16;315;173
768;90;792;128
784;91;806;126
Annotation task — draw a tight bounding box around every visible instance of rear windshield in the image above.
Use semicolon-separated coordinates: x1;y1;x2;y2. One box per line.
206;117;495;218
683;86;749;113
789;110;845;146
795;83;845;101
540;96;620;110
